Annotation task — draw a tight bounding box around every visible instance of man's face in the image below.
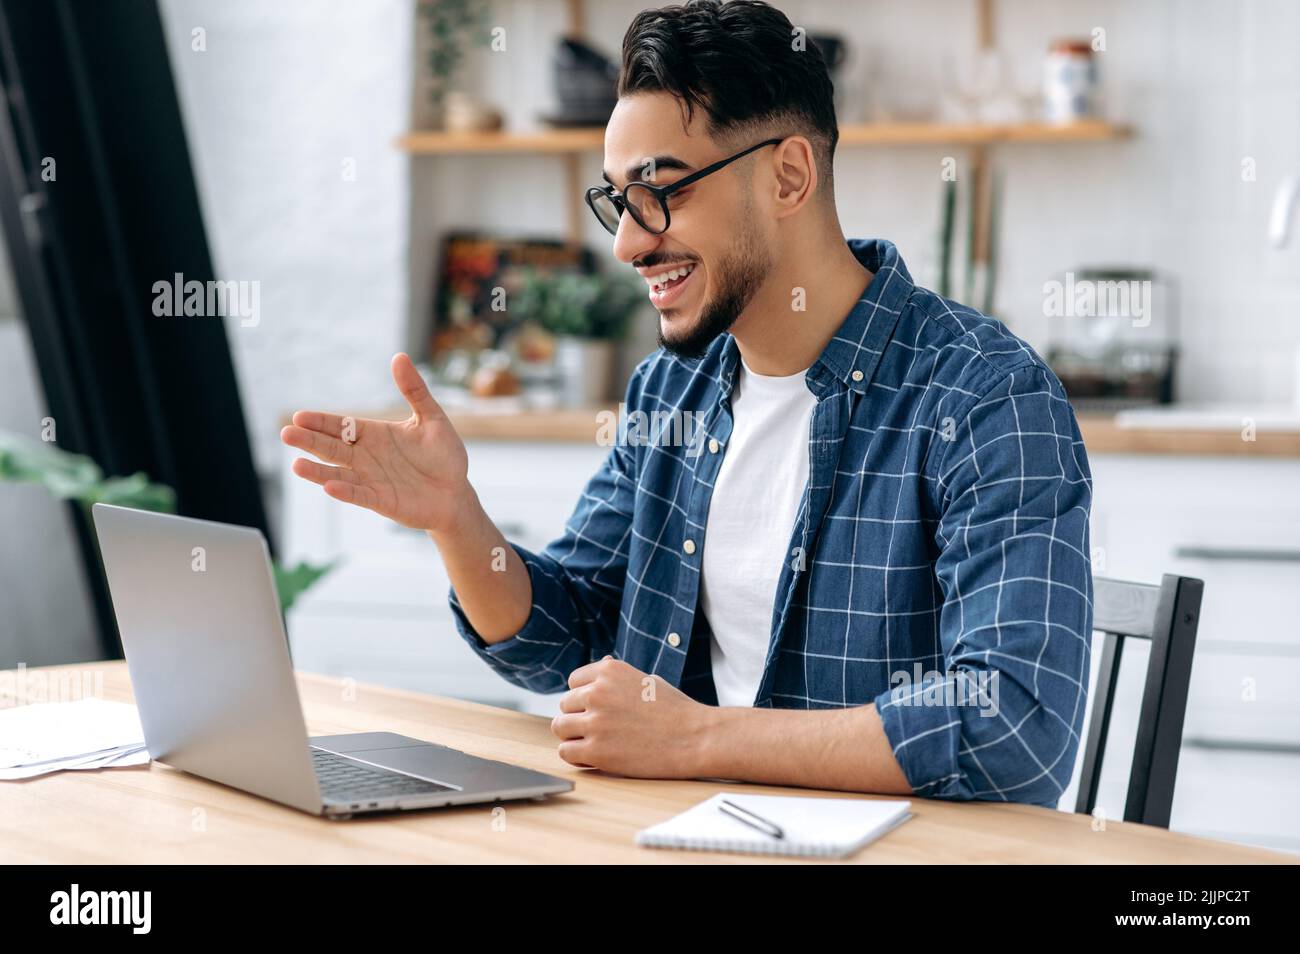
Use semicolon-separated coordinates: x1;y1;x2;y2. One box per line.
603;93;772;358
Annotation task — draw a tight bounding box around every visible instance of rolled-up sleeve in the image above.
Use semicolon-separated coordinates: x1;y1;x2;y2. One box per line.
874;363;1093;807
448;370;642;694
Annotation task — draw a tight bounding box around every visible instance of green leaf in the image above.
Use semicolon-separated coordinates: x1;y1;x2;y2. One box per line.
273;560;338;613
515;268;643;340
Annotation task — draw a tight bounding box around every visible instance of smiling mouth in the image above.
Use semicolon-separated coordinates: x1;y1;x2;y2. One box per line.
644;262;698;306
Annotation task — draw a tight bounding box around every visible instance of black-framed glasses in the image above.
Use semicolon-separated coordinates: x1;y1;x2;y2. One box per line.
585;137;784;236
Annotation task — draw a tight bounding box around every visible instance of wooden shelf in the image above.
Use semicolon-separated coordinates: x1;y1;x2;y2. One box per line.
398;120;1132;155
840;119;1131;146
399;127;606;155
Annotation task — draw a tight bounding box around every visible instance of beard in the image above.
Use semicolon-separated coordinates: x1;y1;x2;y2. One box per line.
657;219;770;360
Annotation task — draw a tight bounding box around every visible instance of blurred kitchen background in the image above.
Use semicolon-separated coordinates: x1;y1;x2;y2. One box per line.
1;0;1298;852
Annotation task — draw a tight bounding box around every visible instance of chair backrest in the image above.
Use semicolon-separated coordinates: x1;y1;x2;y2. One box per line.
1075;573;1204;828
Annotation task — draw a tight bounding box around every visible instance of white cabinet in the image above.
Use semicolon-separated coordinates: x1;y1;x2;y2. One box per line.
1083;454;1300;853
280;440;608;718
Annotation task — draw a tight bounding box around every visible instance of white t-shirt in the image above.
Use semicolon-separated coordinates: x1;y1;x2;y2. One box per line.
699;356;817;707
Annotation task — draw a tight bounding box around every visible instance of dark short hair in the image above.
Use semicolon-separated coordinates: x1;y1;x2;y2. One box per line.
617;0;838;198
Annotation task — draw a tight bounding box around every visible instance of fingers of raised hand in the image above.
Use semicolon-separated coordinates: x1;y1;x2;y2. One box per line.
289;410;364;443
321;479;381;512
281;423;355;467
390;353;442;422
291;459;383;514
290;457;353;488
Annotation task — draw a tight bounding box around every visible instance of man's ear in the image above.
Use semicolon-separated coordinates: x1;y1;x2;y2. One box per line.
771;135;818;219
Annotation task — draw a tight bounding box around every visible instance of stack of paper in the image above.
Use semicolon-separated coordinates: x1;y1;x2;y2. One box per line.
0;698;150;780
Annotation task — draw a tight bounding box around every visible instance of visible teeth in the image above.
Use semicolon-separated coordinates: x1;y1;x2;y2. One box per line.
647;262;695;291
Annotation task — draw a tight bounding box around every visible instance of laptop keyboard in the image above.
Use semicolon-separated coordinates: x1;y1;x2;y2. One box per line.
311;748;455;803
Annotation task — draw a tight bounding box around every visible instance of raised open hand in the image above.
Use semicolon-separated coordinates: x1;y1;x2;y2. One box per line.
280;353;472;535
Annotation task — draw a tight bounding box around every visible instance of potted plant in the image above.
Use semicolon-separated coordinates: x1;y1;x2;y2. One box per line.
516;269;644;406
419;0;494;130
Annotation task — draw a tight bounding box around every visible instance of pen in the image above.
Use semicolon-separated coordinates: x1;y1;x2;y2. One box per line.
718;799;784;840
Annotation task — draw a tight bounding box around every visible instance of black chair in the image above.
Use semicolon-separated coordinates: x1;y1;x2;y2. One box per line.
1074;573;1204;828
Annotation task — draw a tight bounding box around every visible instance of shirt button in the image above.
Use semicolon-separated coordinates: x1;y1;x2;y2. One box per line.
708;438;720;453
851;369;864;382
682;539;696;555
667;632;681;648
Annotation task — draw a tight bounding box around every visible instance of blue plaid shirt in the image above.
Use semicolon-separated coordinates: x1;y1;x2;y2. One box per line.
450;238;1093;807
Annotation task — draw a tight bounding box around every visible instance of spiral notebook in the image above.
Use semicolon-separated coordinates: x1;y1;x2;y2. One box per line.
635;792;912;859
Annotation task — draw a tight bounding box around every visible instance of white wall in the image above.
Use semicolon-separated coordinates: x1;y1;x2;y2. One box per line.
160;0;414;472
414;0;1300;405
149;0;1300;464
0;250;99;667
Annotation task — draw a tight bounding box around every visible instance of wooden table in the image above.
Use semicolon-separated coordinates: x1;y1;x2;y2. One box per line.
1;663;1292;864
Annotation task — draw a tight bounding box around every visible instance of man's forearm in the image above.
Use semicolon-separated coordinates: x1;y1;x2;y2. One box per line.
428;488;532;644
692;702;913;795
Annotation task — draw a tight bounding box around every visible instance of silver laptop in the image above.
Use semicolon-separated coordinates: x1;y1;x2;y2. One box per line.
90;503;572;818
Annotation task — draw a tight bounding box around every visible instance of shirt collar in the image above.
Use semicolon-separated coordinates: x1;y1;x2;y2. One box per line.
717;238;912;401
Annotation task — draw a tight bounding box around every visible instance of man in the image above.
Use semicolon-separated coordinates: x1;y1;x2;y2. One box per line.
282;0;1092;807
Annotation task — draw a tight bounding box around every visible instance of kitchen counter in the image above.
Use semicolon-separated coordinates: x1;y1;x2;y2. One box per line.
1077;413;1300;456
283;405;1300;455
